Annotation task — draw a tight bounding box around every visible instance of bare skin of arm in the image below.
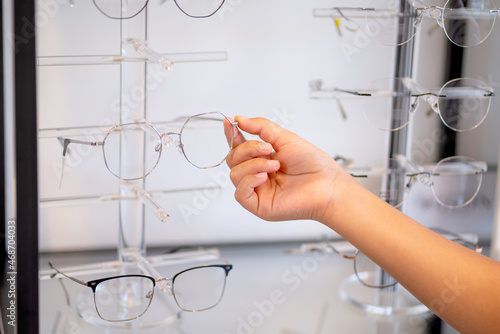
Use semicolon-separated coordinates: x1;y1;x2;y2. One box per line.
225;116;500;334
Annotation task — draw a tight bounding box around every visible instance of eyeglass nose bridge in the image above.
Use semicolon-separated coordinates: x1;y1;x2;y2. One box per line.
156;277;173;295
160;132;184;154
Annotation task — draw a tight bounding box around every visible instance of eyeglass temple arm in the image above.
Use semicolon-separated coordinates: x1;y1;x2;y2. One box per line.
56;137;103;189
57;137;103;157
48;262;88;286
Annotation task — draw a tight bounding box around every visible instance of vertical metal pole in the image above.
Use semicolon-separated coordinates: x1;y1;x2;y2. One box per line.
376;1;416;332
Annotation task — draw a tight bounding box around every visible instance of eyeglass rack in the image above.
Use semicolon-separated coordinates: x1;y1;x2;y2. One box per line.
36;4;232;330
317;0;434;324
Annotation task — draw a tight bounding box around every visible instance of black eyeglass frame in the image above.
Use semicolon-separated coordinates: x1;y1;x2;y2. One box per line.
93;0;226;19
49;262;233;322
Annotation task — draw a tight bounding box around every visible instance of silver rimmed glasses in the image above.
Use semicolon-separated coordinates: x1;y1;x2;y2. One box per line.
314;1;499;47
49;262;233;322
58;112;237;181
363;77;494;132
93;0;226;19
326;229;482;288
350;155;487;209
410;0;499;47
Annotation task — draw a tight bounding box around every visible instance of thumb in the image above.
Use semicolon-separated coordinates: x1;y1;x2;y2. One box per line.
235;116;292;147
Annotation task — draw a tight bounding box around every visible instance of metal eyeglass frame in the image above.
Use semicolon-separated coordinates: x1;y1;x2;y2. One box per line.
92;0;226;19
57;112;238;182
49;261;233;322
333;77;494;131
325;229;482;289
411;0;499;48
314;1;499;47
349;155;487;209
400;77;494;132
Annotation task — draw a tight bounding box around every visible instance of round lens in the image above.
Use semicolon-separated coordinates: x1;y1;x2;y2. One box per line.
94;276;155;321
363;77;414;131
366;0;417;46
173;0;225;18
103;123;162;180
180;113;232;169
443;0;496;47
172;266;227;311
93;0;149;19
438;78;492;131
431;156;484;208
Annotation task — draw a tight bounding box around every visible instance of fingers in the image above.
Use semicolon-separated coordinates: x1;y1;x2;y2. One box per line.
234;172;268;213
235;115;293;147
230;158;280;188
226;140;274;169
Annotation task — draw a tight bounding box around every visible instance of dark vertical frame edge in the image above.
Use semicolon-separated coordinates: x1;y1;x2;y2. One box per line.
14;0;39;333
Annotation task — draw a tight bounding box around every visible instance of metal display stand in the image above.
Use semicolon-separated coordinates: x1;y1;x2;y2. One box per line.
337;0;432;324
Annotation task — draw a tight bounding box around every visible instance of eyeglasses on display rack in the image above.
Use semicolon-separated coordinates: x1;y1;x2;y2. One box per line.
409;0;499;48
314;0;499;47
92;0;226;19
349;155;487;209
324;228;482;288
364;77;495;132
49;261;233;322
310;77;495;132
58;112;237;181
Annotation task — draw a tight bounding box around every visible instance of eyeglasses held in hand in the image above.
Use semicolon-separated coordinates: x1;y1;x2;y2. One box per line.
349;155;487;209
58;112;237;182
49;262;233;322
363;77;494;132
92;0;226;19
325;229;482;289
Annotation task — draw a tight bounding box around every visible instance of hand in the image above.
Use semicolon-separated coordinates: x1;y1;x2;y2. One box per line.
225;116;348;223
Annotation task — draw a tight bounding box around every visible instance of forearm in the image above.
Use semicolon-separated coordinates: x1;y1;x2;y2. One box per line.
321;170;500;334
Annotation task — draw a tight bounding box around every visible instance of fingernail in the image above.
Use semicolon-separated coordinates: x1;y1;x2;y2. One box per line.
259;142;272;151
236;115;248;121
256;172;267;179
268;160;280;168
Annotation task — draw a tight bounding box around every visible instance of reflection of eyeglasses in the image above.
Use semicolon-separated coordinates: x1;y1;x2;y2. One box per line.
58;112;237;181
349;155;487;209
314;0;499;47
92;0;226;19
49;261;233;322
325;228;482;288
